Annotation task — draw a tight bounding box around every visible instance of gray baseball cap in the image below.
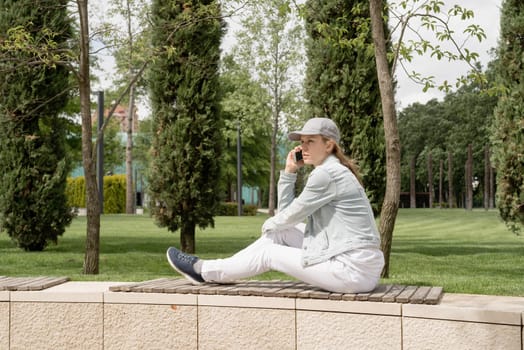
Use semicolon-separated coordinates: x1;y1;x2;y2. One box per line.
288;118;340;143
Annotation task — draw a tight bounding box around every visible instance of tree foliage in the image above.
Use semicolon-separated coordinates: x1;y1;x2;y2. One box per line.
219;55;272;201
93;117;126;175
303;0;387;215
132;116;153;186
389;0;487;92
492;0;524;234
231;0;305;216
99;0;152;214
0;0;74;250
398;75;498;207
100;0;150;93
148;0;225;253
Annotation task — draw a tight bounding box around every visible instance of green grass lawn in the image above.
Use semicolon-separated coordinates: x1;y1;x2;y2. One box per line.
0;209;522;296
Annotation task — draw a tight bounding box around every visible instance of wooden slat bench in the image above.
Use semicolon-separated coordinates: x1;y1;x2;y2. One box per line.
109;278;444;305
0;276;69;291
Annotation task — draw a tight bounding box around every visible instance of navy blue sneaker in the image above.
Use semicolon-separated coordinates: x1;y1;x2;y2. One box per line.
166;247;205;284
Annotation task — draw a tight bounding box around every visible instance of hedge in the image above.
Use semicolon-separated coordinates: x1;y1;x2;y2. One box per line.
66;177;86;209
67;177;259;216
217;202;258;216
66;175;126;214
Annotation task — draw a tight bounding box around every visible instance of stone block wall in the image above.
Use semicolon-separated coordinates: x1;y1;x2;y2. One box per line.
103;291;198;349
0;282;523;349
0;291;9;350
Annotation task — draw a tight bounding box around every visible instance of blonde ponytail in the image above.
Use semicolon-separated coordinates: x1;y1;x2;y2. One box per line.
324;137;363;186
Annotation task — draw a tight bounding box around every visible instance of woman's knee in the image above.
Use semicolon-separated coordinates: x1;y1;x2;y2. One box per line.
262;227;303;247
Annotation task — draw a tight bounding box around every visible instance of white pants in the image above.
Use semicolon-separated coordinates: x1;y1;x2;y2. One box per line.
201;224;384;293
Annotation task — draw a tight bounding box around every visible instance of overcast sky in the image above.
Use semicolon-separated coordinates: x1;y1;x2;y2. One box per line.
92;0;502;116
392;0;502;109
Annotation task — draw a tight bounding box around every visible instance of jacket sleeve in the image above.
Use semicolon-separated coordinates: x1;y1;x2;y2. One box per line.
262;167;336;233
277;171;297;212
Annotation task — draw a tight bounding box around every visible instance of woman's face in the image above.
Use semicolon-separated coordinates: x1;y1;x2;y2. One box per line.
300;135;333;166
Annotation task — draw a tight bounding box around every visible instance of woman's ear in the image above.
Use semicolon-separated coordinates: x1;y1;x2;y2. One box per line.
326;140;335;154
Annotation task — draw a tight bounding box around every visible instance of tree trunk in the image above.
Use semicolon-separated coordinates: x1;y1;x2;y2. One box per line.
180;220;196;254
489;166;494;209
463;162;467;209
439;159;443;208
125;0;135;215
269;36;282;216
268;111;278;216
465;144;473;210
78;0;100;274
126;85;135;214
447;151;454;208
227;181;232;202
370;0;401;278
427;153;433;208
410;156;416;208
484;144;490;210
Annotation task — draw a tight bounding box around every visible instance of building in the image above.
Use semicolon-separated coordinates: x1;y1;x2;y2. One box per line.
91;104;139;133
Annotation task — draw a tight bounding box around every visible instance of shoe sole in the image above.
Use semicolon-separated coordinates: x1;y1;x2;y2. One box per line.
166;249;203;285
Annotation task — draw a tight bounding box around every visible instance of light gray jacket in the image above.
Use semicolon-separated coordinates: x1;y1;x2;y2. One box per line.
262;155;381;267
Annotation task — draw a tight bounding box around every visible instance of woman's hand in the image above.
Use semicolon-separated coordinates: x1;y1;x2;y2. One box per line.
284;146;304;173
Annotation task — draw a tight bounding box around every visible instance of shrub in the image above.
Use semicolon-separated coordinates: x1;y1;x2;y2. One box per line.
103;175;126;214
66;177;86;208
66;175;126;214
218;202;258;216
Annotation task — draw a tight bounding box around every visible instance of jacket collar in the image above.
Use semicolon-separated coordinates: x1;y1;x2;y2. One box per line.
318;154;339;167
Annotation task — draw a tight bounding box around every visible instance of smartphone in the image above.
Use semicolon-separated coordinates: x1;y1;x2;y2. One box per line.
294;150;303;162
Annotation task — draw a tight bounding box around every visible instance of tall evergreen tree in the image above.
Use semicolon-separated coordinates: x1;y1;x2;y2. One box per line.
304;0;387;215
148;0;224;253
492;0;524;234
0;0;74;250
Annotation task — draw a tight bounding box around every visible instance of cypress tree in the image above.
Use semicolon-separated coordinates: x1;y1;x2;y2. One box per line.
492;0;524;234
148;0;224;253
304;0;387;215
0;0;74;250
